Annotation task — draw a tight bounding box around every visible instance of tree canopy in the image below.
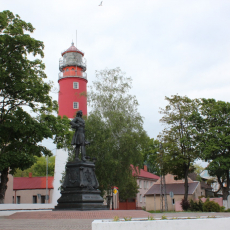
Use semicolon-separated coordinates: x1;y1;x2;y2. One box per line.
85;68;149;199
158;95;200;201
13;156;55;177
0;10;68;203
193;98;230;199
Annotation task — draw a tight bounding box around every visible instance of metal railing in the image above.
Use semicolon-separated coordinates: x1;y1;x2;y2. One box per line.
58;72;87;80
59;58;87;71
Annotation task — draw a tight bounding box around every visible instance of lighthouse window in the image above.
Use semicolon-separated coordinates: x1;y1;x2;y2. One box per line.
66;68;69;71
73;82;79;89
73;102;79;109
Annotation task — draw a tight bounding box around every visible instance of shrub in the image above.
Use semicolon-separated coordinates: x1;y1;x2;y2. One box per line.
189;199;203;212
180;199;190;211
203;199;221;212
220;206;225;212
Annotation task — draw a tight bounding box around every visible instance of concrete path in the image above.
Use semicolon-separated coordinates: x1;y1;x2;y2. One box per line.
1;210;230;230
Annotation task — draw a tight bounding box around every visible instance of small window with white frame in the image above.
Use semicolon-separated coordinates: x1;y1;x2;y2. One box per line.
139;180;142;188
73;82;79;89
73;102;79;109
140;194;142;202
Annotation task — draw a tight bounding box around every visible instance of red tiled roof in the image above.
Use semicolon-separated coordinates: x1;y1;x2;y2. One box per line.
61;43;84;56
13;177;54;190
131;165;159;180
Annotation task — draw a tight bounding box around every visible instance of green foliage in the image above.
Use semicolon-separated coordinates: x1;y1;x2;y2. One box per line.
118;175;139;200
0;10;70;203
142;138;161;175
159;95;200;201
189;199;203;212
193;98;230;200
113;216;120;221
148;216;155;220
161;215;167;220
203;198;221;212
85;68;149;197
13;156;55;177
180;199;190;211
123;217;132;221
194;163;205;175
220;206;225;212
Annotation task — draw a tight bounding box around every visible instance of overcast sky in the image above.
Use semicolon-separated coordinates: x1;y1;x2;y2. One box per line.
2;0;230;155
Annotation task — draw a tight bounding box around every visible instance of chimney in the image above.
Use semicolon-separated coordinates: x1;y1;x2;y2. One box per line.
29;172;32;178
144;165;147;172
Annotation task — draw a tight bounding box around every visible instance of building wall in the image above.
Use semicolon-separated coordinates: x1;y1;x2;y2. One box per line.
13;189;53;204
136;178;156;209
145;194;195;211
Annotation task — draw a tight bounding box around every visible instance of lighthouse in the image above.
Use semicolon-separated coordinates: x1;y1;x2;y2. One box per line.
52;42;88;206
58;42;87;118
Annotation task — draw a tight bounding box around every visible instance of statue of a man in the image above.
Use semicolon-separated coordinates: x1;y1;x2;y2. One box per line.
70;110;89;161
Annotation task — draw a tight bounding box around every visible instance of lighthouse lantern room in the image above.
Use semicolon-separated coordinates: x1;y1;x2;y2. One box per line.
58;42;87;118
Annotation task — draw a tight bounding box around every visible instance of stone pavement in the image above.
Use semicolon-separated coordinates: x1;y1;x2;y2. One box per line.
1;210;230;230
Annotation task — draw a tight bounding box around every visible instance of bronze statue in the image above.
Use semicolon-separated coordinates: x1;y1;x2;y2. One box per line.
70;110;89;161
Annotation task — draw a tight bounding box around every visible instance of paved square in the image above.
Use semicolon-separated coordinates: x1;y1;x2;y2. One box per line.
1;210;230;230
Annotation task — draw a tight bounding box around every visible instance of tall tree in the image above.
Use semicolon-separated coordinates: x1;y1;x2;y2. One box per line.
85;68;149;198
159;95;200;202
0;10;67;203
195;98;230;200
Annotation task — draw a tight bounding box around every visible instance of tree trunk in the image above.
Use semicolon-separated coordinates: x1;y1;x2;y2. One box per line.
222;170;229;200
0;168;9;204
184;166;189;202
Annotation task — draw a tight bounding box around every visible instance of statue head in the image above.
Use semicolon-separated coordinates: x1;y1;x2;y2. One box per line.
76;110;83;117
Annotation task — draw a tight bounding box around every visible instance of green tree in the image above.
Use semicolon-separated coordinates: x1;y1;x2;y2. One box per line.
194;98;230;200
0;11;69;203
14;156;55;177
142;138;161;175
159;95;200;202
85;68;149;198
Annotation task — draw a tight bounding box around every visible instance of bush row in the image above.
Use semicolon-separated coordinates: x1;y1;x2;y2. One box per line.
180;198;226;212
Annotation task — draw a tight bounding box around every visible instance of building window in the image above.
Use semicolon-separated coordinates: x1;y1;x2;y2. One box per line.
66;68;69;71
12;196;14;204
16;196;20;204
73;82;79;89
139;180;142;188
41;196;45;204
140;194;142;202
144;181;146;189
33;196;37;204
73;102;79;109
72;68;74;70
146;181;148;189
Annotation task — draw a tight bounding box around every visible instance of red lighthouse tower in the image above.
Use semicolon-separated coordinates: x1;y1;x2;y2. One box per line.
58;42;87;118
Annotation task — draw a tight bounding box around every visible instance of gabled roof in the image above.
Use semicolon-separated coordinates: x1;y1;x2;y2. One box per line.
131;166;159;180
145;181;200;196
13;177;54;190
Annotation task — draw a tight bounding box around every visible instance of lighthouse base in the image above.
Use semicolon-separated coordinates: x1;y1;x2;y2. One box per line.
54;160;108;211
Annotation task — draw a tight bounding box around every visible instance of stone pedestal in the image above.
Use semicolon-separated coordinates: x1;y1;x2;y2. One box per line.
54;161;108;211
